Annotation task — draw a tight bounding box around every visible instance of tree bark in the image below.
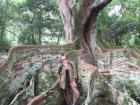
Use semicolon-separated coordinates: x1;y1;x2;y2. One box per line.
59;0;112;65
58;0;75;43
31;27;36;45
38;27;42;45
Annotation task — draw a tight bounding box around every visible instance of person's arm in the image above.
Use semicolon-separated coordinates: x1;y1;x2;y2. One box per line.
57;64;63;81
71;62;78;87
72;62;77;79
58;64;64;74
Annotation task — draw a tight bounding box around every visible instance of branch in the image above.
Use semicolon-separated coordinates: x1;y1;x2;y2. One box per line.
92;0;112;12
90;0;112;9
81;0;112;25
27;79;59;105
5;28;20;38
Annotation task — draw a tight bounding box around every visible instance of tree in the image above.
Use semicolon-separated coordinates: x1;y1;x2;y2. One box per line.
0;0;10;39
0;0;13;51
3;0;64;45
1;0;140;105
96;0;140;48
59;0;112;65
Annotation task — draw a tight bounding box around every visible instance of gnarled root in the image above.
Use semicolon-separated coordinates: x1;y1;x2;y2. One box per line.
27;79;59;105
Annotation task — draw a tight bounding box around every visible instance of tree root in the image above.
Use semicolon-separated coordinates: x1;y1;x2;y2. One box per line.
9;76;34;105
27;79;59;105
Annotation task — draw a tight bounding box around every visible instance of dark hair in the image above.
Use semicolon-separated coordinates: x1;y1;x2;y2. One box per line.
60;53;66;62
61;53;65;56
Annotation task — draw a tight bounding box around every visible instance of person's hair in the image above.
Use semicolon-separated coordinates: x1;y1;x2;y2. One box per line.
60;53;65;57
60;53;67;62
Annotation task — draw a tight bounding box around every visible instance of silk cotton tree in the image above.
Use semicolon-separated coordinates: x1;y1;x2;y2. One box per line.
9;0;140;105
58;0;112;65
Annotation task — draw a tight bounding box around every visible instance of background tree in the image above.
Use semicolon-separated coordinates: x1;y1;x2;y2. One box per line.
0;0;12;51
17;0;64;45
96;0;140;48
0;0;64;48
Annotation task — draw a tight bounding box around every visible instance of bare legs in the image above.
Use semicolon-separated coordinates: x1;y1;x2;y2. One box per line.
71;86;80;105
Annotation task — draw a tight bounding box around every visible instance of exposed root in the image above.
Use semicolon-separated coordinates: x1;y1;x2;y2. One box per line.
27;79;59;105
9;76;34;105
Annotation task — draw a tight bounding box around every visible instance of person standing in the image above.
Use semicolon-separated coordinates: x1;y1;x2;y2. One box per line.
58;54;80;105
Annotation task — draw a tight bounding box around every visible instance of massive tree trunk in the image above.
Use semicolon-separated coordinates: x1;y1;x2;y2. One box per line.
58;0;75;43
59;0;112;65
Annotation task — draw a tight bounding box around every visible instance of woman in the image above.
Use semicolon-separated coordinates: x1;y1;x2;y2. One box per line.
58;54;80;105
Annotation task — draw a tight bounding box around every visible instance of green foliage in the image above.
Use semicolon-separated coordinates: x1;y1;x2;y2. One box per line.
0;0;64;46
17;0;63;45
0;38;11;52
97;0;140;48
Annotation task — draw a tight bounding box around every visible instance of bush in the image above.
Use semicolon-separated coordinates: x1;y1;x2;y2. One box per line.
0;38;11;52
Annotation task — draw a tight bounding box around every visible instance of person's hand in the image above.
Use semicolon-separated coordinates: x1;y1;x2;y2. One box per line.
71;81;77;87
73;81;77;87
